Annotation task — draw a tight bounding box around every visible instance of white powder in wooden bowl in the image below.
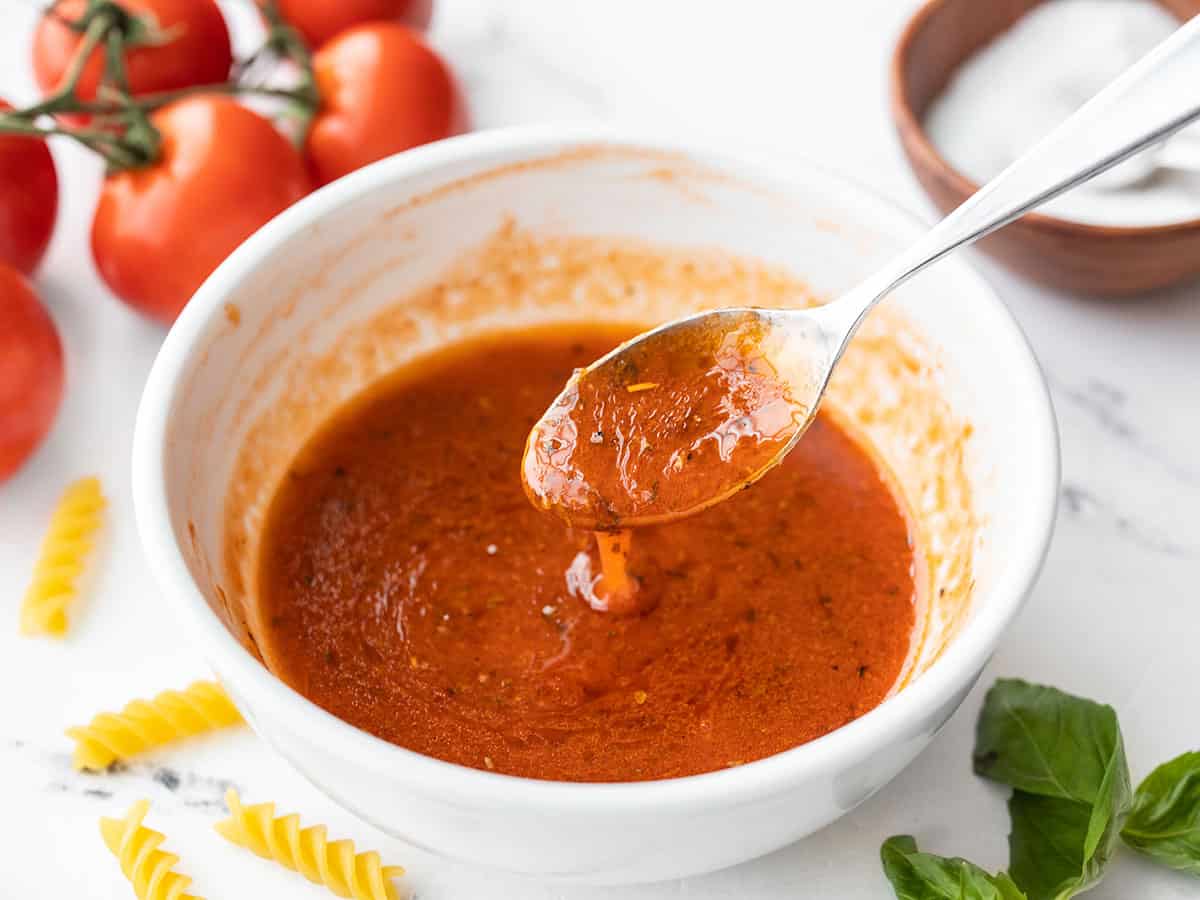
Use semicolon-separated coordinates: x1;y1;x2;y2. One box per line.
926;0;1200;226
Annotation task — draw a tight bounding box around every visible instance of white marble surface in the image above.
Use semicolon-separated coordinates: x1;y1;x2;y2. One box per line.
1;1;1198;897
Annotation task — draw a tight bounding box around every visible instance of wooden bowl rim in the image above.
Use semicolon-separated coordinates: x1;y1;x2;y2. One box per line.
891;0;1200;239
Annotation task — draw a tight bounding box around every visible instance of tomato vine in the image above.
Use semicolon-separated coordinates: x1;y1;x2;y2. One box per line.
0;0;320;172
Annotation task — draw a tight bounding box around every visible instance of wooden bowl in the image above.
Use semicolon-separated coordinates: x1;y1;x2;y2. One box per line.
892;0;1200;296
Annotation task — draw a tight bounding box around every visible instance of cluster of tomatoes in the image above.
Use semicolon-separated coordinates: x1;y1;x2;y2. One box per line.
1;0;461;483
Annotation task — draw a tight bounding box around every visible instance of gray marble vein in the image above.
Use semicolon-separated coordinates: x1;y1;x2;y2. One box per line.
1;735;240;812
1060;481;1199;560
1050;375;1200;488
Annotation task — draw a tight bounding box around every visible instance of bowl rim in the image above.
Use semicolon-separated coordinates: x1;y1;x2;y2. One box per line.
132;124;1060;814
890;0;1200;238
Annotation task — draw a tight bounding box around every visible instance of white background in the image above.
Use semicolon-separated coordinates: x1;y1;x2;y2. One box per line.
1;1;1198;897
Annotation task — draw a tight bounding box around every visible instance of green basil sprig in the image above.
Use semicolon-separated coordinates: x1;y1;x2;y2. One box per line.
879;678;1200;900
881;836;1026;900
973;680;1131;900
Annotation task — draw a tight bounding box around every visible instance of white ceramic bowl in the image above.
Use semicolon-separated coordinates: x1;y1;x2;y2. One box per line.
132;127;1058;885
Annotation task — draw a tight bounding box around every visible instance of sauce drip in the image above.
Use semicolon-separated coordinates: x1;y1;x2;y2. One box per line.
595;530;633;600
257;327;918;781
562;529;646;615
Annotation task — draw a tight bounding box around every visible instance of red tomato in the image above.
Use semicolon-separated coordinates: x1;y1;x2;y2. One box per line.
0;264;64;482
274;0;432;49
32;0;232;106
306;24;462;186
91;96;311;324
0;99;58;275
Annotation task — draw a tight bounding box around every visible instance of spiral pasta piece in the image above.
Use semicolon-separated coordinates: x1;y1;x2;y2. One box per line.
99;799;203;900
215;789;405;900
67;680;243;771
20;476;106;636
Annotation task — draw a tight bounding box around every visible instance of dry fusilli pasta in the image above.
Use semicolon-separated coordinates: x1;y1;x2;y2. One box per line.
100;799;203;900
20;475;106;636
68;680;243;771
215;788;405;900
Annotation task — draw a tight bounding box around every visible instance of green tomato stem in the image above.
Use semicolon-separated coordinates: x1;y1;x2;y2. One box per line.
73;82;318;115
97;18;162;170
257;0;321;142
1;0;322;168
0;116;144;169
17;13;113;118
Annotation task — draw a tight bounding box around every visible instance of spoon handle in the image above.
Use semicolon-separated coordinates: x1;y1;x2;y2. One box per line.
828;14;1200;327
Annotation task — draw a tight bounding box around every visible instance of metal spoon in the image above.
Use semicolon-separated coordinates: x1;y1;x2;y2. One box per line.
525;16;1200;529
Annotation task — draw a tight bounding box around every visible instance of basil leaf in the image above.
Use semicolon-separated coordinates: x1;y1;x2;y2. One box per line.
973;679;1131;900
881;835;1027;900
973;680;1124;804
1121;751;1200;875
1007;788;1124;900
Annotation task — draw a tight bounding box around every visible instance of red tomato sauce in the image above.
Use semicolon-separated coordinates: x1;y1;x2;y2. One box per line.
257;326;918;782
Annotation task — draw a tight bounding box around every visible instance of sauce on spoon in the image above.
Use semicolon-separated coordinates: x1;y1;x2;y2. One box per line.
522;313;809;531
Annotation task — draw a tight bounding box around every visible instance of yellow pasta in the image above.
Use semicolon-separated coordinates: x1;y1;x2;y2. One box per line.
20;475;106;636
215;789;405;900
67;680;243;771
100;799;203;900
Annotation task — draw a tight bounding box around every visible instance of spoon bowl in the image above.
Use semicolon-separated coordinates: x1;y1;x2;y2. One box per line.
523;303;852;530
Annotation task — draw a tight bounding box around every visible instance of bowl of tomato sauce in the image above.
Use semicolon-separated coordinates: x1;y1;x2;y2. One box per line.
132;127;1058;884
